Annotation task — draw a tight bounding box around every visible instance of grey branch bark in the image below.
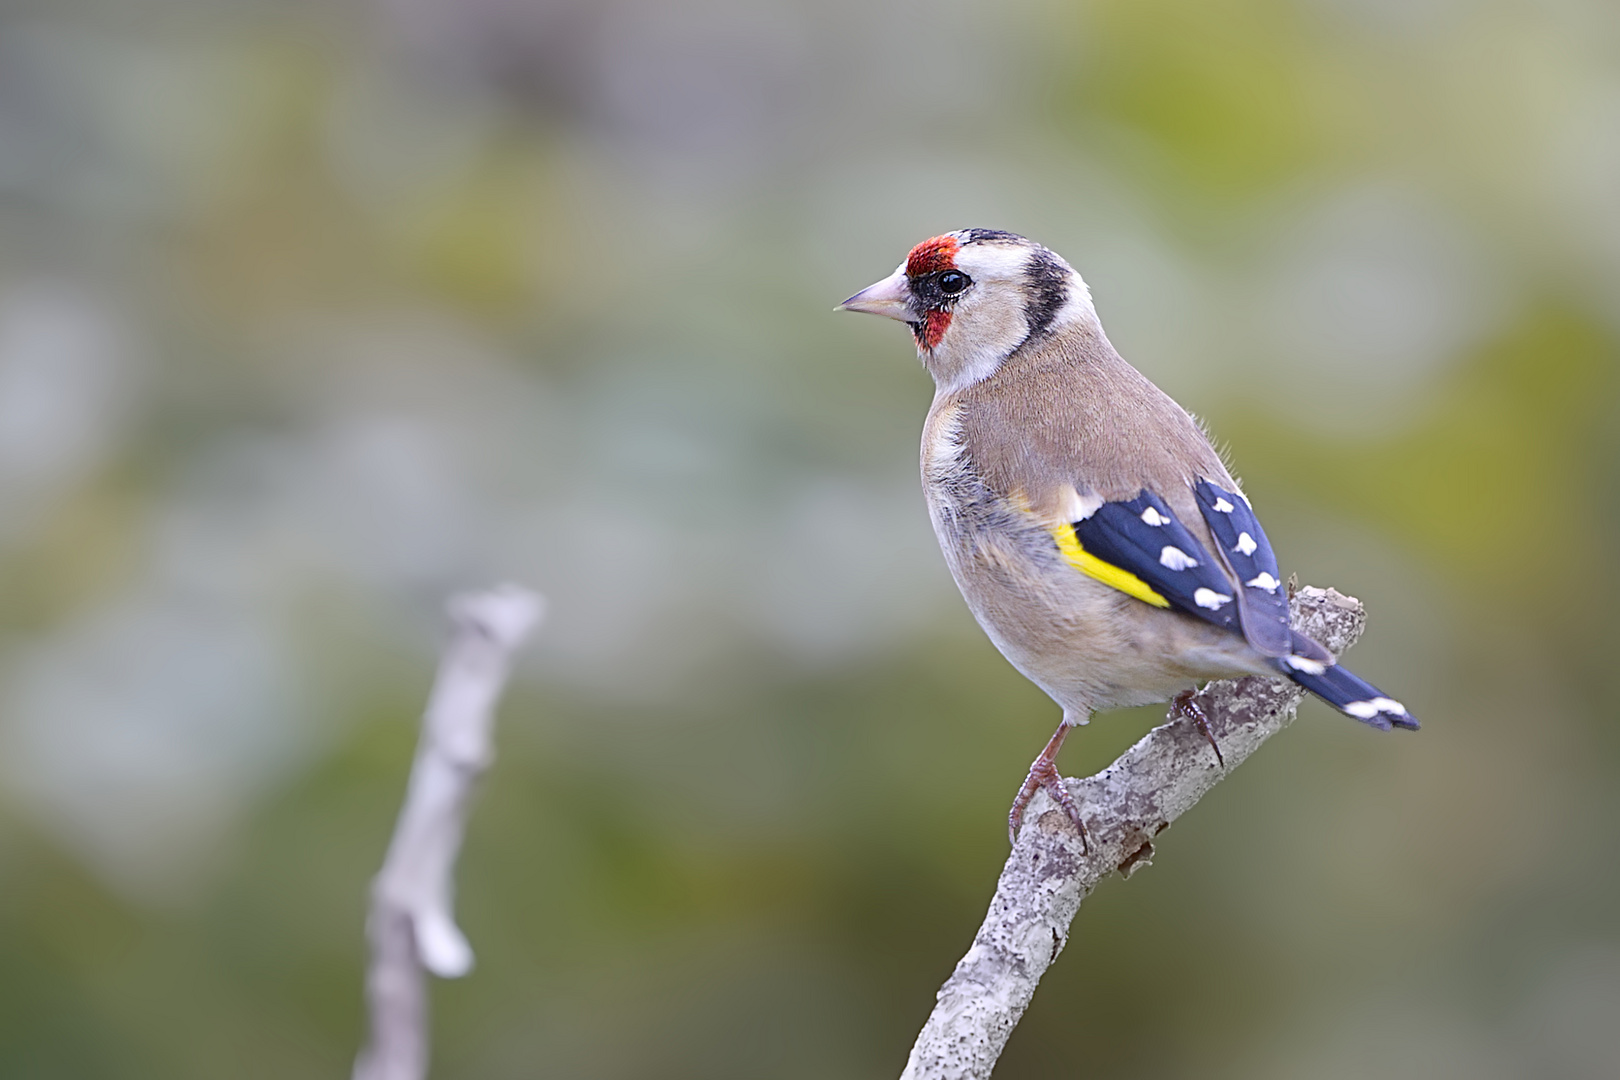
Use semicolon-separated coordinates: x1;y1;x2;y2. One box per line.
899;585;1369;1080
353;584;544;1080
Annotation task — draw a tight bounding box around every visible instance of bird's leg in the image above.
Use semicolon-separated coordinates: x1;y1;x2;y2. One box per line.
1172;688;1225;769
1008;721;1089;853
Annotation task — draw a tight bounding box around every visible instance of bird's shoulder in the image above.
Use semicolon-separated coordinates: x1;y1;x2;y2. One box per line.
932;324;1233;521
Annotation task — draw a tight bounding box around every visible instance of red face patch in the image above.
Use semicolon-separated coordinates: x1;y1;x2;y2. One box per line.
905;234;960;278
917;309;952;349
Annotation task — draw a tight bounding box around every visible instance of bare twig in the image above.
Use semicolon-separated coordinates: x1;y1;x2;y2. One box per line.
354;584;544;1080
899;586;1370;1080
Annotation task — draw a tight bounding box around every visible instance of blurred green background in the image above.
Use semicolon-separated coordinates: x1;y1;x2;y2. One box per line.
1;0;1617;1076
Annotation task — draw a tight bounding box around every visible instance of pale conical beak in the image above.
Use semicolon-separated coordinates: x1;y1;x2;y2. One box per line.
836;267;916;322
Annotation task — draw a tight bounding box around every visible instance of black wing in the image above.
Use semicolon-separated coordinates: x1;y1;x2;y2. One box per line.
1068;490;1241;630
1193;478;1291;657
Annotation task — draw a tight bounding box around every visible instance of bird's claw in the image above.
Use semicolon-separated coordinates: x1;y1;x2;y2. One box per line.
1173;688;1225;769
1008;755;1090;853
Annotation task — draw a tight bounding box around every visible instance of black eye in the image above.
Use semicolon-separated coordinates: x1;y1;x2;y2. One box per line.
937;270;970;295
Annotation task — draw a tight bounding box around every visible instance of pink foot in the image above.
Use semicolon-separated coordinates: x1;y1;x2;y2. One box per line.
1008;725;1090;852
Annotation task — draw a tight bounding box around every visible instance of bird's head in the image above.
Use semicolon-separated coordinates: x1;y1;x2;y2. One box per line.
839;229;1094;392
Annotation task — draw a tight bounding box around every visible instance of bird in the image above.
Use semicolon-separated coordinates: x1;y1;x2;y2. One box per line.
838;228;1417;849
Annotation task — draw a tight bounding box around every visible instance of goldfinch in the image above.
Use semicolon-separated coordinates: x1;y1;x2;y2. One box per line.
839;229;1417;848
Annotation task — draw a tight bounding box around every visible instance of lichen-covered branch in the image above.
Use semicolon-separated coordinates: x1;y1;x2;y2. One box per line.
353;585;544;1080
899;586;1369;1080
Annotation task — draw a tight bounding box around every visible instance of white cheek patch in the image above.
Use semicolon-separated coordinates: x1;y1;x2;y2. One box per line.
930;301;1031;393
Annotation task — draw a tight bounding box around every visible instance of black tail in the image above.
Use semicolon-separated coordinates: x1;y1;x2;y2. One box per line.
1274;630;1418;731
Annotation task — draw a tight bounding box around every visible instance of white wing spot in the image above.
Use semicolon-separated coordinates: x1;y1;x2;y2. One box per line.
1140;506;1170;527
1062;487;1104;522
1159;546;1199;571
1345;696;1407;718
1212;497;1235;513
1234;532;1258;556
1193;587;1232;610
1285;655;1327;676
1246;571;1280;592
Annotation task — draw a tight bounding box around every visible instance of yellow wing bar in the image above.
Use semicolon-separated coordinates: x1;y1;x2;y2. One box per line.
1047;523;1171;609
